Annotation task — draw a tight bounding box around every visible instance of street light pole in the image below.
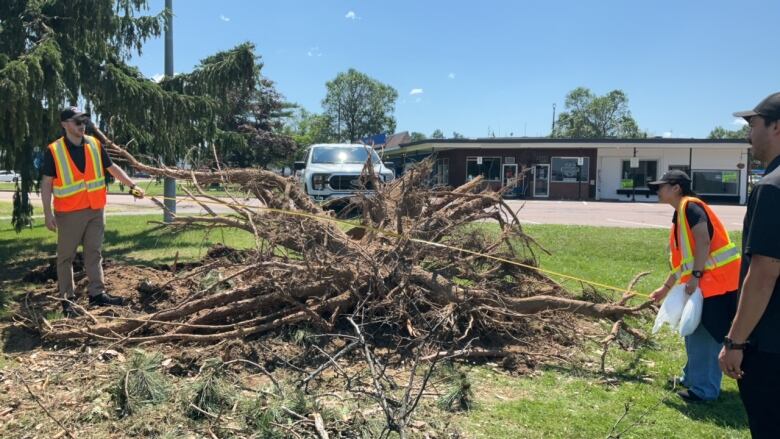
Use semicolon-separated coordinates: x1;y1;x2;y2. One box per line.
163;0;176;223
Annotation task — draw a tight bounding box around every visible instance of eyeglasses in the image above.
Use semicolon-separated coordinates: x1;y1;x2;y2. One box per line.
68;119;85;126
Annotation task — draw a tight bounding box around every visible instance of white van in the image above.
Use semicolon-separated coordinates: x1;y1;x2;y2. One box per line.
295;144;395;201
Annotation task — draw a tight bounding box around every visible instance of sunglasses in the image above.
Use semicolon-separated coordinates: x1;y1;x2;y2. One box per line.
67;119;86;126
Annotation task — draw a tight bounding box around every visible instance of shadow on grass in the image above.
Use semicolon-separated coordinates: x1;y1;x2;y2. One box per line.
2;221;225;276
101;223;241;267
543;341;750;432
1;325;41;354
0;233;55;281
663;389;749;430
541;342;661;386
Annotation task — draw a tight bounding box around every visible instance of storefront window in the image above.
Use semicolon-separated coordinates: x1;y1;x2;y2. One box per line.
551;157;589;182
466;157;501;181
621;160;657;188
692;170;739;195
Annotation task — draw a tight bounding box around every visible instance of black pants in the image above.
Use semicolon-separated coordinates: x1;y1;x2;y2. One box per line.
738;348;780;438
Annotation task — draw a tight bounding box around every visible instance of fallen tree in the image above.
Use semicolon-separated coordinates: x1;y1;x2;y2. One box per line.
32;132;653;351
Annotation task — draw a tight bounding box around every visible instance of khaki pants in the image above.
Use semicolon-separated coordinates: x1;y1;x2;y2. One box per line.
55;208;105;299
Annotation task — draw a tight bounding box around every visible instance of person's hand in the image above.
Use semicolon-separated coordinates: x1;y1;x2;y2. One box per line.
649;286;669;303
685;277;700;295
130;185;145;199
719;346;744;379
45;213;57;232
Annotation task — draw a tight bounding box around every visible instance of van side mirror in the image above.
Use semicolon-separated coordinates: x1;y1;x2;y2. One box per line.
293;161;306;171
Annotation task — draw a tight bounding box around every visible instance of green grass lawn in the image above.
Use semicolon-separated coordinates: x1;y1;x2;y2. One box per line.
525;224;742;298
0;201;11;217
0;217;750;437
451;224;748;438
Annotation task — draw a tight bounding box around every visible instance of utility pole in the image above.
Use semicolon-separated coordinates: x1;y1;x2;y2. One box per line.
163;0;176;223
551;103;556;136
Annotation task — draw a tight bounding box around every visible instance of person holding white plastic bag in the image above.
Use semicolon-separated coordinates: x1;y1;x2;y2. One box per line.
648;170;741;402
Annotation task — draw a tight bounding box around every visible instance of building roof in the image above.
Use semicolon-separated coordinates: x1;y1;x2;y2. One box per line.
385;137;749;155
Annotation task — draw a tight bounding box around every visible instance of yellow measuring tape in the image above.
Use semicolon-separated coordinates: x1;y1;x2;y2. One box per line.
133;191;652;299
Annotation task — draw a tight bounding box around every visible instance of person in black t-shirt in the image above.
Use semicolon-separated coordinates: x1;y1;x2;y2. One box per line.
721;93;780;438
41;107;145;318
647;170;739;403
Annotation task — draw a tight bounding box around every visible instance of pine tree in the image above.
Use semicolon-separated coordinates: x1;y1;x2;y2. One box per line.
0;1;266;230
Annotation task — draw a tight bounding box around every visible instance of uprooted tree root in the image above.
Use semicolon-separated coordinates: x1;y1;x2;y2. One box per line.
34;144;651;346
14;135;656;437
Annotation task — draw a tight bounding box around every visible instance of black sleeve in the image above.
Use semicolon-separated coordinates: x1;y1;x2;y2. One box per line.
744;185;780;260
685;203;707;227
100;142;113;171
686;202;714;239
42;148;57;177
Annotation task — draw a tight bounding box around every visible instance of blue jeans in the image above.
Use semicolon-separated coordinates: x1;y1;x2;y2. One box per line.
680;323;723;400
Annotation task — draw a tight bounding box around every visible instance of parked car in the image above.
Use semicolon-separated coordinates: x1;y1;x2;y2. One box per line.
294;144;395;201
0;170;20;183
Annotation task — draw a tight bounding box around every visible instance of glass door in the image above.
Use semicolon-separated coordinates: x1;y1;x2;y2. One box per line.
502;164;518;188
533;164;550;197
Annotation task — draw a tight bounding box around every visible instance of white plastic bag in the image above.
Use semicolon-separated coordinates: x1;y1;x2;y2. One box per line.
652;285;688;334
678;288;703;337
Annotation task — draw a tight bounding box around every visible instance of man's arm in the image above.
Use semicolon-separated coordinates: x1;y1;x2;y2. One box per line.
720;255;780;379
728;254;780;343
41;176;56;232
106;164;134;187
106;165;144;198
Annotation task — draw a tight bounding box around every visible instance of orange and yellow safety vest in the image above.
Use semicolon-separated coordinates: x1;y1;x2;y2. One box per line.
669;196;741;298
47;135;107;213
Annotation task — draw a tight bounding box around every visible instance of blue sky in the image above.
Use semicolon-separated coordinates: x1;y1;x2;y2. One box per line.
131;0;779;138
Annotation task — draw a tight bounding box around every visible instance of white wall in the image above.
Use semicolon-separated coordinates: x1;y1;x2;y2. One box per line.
596;147;749;204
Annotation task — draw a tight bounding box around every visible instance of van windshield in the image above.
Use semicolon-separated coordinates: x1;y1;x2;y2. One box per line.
311;146;381;164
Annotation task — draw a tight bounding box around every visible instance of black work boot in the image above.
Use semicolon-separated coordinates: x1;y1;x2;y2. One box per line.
88;292;125;307
62;301;81;318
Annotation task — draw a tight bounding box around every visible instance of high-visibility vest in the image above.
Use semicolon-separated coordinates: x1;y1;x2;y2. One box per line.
669;196;740;298
48;135;107;213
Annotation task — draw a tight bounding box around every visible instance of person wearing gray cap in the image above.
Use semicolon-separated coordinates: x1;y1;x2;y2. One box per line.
719;92;780;438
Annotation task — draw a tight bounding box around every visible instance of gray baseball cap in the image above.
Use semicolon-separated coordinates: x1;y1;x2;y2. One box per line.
733;92;780;121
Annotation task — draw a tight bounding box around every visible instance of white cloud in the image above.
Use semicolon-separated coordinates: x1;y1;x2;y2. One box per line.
152;73;164;83
733;118;748;126
345;11;358;20
219;14;230;22
409;88;424;95
662;131;673;138
307;46;322;57
448;72;456;79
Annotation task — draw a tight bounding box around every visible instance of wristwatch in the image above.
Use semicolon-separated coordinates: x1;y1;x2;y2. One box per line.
692;270;703;279
723;337;748;350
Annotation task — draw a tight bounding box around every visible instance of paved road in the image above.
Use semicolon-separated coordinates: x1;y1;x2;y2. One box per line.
1;191;746;230
503;199;746;231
